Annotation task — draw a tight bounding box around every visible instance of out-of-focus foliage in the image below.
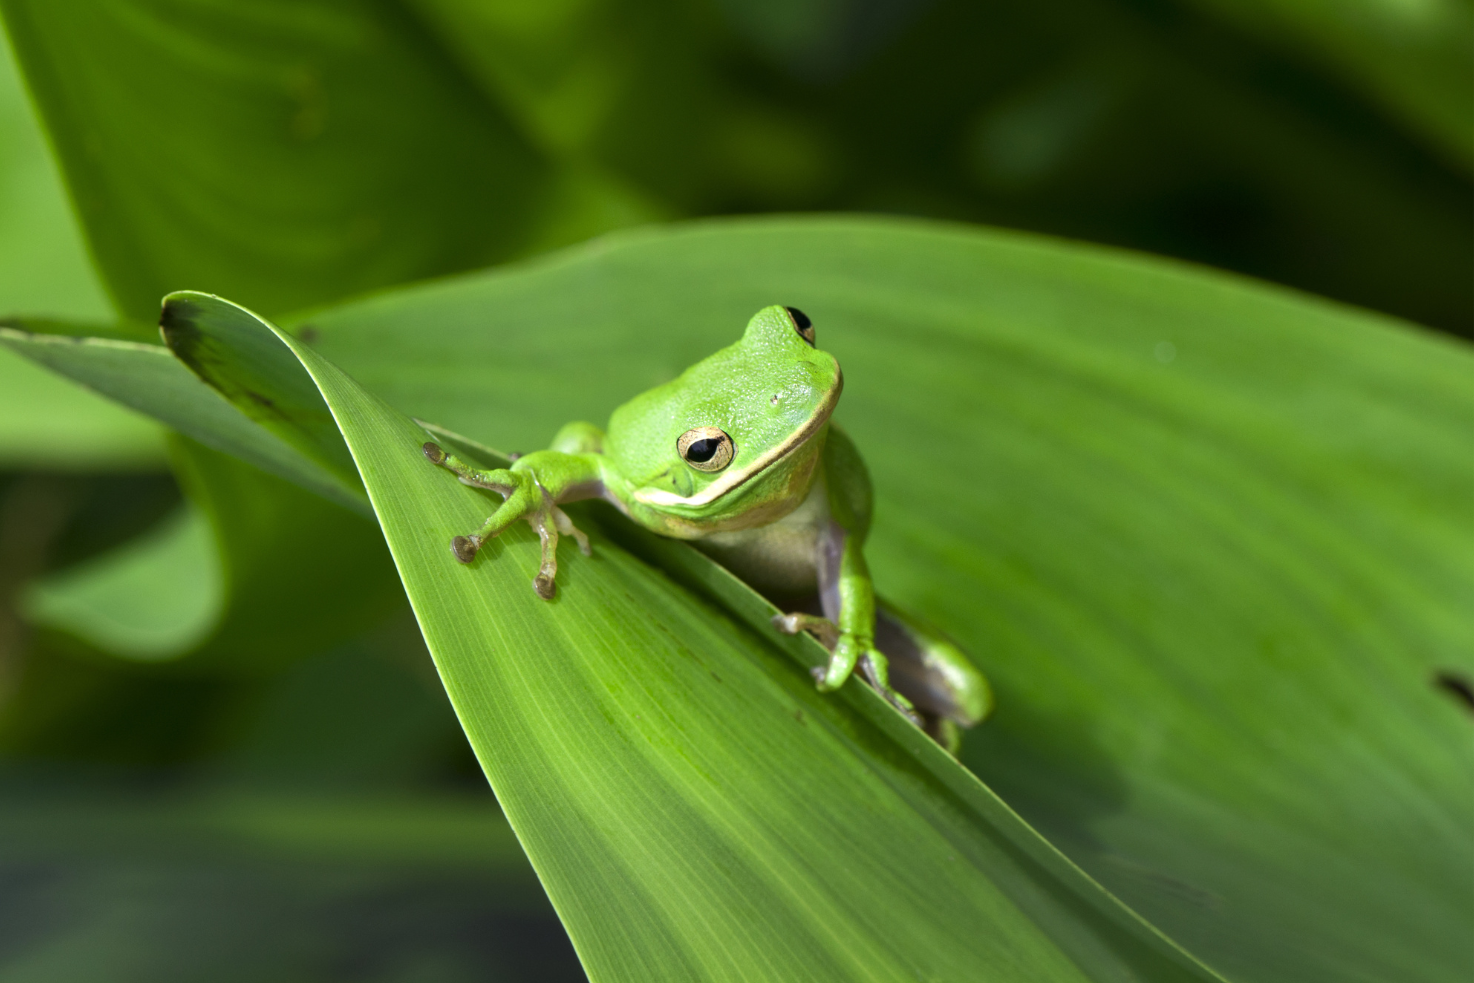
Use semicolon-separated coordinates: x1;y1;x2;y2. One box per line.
0;37;163;468
0;0;1468;980
3;0;1470;336
2;0;539;320
0;783;581;981
1176;0;1473;168
405;0;1472;335
21;502;220;658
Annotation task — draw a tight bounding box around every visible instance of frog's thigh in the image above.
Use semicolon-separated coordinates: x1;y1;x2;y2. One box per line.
550;421;606;455
816;519;845;622
874;603;993;727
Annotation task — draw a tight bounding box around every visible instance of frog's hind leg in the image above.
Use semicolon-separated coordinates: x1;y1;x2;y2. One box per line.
771;607;922;726
874;600;993;753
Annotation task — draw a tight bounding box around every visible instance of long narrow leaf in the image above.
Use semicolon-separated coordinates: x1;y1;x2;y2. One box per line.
0;325;365;515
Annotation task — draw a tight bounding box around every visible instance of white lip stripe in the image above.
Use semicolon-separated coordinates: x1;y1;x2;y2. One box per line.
632;375;841;508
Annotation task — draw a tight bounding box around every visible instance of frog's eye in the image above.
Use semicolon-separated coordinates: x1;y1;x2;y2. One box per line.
677;427;735;473
785;306;815;346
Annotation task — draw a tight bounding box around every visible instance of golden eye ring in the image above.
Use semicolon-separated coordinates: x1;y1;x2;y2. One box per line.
677;427;734;472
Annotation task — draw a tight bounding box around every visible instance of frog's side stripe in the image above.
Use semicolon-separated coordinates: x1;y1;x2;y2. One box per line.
632;370;842;509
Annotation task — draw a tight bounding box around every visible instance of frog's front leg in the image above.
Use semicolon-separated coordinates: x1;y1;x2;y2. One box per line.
775;522;920;725
422;441;600;599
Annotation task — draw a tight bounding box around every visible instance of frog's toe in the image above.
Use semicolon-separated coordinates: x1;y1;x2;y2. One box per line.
450;534;481;563
772;612;839;650
552;506;592;557
422;441;446;464
533;572;557;600
860;650;921;724
815;641;859;692
772;612;802;635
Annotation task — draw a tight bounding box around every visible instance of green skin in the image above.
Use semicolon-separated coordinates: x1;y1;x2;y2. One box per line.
422;305;984;726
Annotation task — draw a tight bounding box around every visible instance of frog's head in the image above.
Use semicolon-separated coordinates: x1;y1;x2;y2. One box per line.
607;305;841;526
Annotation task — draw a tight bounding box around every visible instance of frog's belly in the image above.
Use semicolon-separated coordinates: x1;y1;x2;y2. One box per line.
692;481;826;599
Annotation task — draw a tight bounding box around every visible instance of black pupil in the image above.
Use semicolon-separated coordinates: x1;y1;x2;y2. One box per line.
786;307;811;330
686;437;722;462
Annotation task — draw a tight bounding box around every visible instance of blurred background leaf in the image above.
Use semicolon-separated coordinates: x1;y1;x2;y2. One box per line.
0;32;164;469
1174;0;1473;168
2;0;1468;337
20;500;220;659
0;0;655;321
404;0;1471;336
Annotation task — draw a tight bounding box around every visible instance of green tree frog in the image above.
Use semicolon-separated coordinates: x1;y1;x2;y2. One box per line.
422;306;991;749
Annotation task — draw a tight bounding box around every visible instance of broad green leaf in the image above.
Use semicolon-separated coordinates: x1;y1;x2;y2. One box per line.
275;217;1468;983
0;0;552;321
165;292;1219;982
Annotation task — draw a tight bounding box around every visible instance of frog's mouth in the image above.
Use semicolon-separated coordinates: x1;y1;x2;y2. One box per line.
631;370;842;510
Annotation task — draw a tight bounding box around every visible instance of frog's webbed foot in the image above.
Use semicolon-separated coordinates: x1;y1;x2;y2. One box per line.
424;442;591;599
771;613;921;725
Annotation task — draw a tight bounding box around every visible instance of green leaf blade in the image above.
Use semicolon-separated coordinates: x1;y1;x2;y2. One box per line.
0;324;367;515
